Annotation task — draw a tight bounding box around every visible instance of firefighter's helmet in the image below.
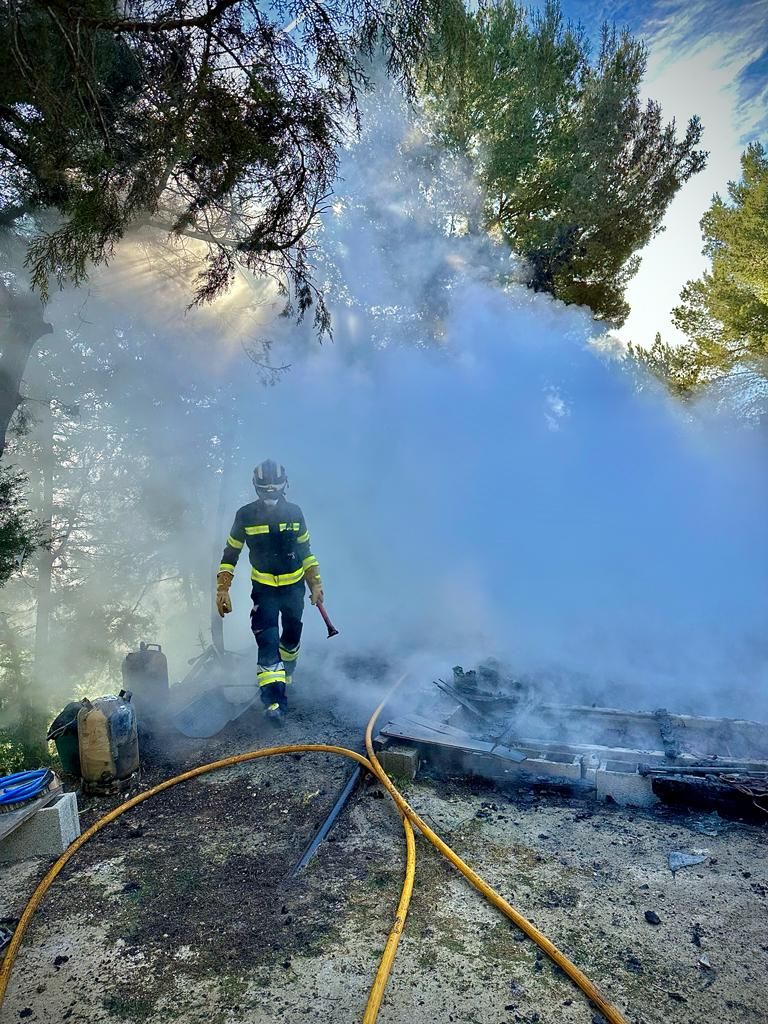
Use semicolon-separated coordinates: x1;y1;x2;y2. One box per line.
253;460;287;502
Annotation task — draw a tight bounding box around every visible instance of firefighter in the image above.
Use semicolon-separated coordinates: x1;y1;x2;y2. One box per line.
216;460;323;722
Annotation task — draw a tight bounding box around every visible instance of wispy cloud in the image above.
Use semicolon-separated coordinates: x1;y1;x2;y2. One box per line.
616;0;767;345
641;0;767;138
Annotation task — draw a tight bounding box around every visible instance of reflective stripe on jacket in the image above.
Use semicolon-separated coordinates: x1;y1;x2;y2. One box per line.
219;497;320;586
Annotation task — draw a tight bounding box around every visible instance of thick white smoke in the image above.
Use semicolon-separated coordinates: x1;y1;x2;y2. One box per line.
217;96;768;721
9;87;766;729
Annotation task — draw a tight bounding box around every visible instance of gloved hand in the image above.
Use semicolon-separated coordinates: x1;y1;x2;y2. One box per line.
305;564;324;607
216;572;233;617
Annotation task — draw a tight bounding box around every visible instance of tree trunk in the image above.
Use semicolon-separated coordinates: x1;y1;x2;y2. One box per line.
33;401;54;692
0;281;53;456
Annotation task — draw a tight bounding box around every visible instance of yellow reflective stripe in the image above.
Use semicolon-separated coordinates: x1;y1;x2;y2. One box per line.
297;530;309;544
302;555;319;570
245;524;270;535
279;646;300;662
219;563;236;573
278;522;301;532
227;535;244;549
251;567;305;586
267;702;281;710
258;671;286;686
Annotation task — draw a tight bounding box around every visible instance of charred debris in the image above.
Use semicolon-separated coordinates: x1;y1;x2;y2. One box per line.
374;662;768;822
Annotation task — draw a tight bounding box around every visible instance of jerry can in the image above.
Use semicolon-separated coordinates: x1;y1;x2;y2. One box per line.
122;642;169;726
78;690;139;795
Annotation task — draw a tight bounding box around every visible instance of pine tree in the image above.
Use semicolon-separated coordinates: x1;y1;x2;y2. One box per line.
423;0;707;324
0;464;42;587
625;334;706;398
0;0;467;322
673;142;768;375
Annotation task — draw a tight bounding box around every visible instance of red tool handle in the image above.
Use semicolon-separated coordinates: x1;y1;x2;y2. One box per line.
317;602;339;638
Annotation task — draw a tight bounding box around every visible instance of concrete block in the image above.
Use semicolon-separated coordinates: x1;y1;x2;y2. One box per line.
379;744;419;781
518;756;584;782
0;792;81;862
596;769;658;808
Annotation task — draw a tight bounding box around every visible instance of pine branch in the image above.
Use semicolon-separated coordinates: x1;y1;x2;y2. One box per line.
43;0;244;35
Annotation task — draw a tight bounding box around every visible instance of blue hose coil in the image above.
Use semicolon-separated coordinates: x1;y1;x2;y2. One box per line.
0;769;53;807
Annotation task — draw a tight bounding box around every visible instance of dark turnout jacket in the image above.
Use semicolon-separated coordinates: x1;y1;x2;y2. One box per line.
219;497;319;587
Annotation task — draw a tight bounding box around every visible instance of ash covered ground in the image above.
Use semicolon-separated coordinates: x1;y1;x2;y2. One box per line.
2;669;767;1024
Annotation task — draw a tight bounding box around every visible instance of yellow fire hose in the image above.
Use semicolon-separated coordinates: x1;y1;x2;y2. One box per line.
0;745;415;1022
0;696;628;1024
363;807;416;1024
364;697;629;1024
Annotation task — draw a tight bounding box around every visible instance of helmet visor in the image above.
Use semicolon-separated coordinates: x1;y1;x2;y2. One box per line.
256;483;285;502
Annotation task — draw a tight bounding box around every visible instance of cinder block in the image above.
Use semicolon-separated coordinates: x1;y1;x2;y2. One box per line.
521;756;584;782
595;769;658;808
378;744;419;781
0;793;81;862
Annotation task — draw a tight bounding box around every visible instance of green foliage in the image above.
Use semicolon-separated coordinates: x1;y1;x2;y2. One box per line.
0;711;53;773
0;615;52;773
0;462;43;586
672;142;768;376
625;333;708;398
1;0;468;330
423;0;707;324
623;146;768;411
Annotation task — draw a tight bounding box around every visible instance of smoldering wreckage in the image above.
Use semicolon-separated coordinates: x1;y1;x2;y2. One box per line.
1;464;767;1024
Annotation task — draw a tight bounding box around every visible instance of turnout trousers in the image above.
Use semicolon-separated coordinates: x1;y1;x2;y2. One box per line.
250;580;304;710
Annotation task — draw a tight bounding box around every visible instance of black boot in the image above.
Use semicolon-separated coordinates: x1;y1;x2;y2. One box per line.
276;680;288;717
261;681;286;725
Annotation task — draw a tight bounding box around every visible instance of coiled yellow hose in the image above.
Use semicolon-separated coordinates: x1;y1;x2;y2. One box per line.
1;692;629;1024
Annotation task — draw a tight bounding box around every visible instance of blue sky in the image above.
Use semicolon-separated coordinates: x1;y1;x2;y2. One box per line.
553;0;767;344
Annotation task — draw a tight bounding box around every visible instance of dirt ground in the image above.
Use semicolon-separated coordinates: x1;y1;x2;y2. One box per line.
2;675;767;1024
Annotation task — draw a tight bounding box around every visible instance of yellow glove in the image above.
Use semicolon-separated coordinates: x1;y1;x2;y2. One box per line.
304;564;324;607
216;572;233;617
